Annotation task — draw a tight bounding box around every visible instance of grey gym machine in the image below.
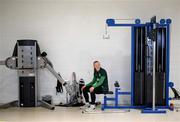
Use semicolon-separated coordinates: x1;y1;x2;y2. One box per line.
0;40;73;110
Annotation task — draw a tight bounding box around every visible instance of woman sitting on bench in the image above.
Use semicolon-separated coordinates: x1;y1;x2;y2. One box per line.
81;61;109;112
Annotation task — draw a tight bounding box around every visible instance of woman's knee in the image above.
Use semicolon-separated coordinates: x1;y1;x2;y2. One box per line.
83;87;89;93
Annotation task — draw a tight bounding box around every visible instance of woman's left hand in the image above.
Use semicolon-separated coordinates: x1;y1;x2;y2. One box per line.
89;87;94;92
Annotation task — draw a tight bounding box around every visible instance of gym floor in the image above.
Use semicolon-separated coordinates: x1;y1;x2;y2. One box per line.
0;107;179;122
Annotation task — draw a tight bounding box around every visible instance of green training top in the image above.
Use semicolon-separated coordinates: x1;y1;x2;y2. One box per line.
86;68;109;91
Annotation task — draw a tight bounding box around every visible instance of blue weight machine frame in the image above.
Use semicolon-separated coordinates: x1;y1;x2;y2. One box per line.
101;17;173;113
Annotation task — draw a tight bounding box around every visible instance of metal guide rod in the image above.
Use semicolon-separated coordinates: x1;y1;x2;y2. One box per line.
136;28;138;71
140;28;143;71
152;41;156;110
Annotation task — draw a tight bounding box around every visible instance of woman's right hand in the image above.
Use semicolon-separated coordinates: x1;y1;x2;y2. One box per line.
81;85;86;90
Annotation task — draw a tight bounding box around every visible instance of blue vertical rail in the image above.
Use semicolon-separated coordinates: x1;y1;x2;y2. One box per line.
166;19;172;107
131;26;135;106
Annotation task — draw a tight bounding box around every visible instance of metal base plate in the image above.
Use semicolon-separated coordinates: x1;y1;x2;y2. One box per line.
0;100;55;110
141;108;166;114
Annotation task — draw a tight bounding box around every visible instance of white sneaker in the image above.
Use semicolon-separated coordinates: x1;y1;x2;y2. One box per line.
84;104;95;112
80;103;90;109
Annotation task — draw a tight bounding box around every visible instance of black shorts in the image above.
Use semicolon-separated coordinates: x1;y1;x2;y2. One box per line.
83;85;104;94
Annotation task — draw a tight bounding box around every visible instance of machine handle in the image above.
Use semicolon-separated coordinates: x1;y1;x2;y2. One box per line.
45;62;73;96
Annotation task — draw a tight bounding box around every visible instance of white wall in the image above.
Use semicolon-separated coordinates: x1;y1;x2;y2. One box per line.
0;0;179;104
